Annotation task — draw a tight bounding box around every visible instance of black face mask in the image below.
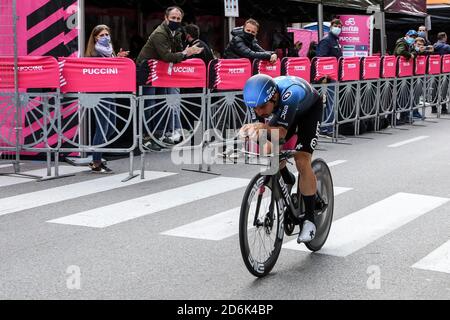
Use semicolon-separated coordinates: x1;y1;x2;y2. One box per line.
168;20;181;31
243;31;255;42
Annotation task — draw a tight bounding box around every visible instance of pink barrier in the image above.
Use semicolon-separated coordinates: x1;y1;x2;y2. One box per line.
312;57;338;82
397;57;414;77
442;55;450;73
362;56;381;80
254;59;281;77
59;57;136;93
283;57;311;82
339;57;361;82
415;56;427;75
146;58;206;88
428;55;441;75
208;58;252;90
0;56;59;90
382;56;396;78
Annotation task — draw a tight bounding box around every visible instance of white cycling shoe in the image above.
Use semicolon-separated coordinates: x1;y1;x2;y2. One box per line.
297;220;316;243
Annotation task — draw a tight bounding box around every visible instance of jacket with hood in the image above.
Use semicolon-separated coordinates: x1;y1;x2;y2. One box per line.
136;22;185;65
433;40;450;55
394;37;416;59
223;26;273;60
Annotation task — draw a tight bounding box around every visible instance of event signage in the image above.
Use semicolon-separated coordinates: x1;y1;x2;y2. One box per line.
337;15;373;58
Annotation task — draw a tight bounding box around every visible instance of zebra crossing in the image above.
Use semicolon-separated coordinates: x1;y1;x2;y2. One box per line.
0;162;449;276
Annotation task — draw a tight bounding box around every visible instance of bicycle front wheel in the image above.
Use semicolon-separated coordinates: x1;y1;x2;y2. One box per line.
239;173;284;277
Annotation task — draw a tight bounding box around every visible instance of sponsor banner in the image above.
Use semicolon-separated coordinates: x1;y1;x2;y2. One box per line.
283;57;311;82
428;55;441;75
313;57;338;82
398;57;414;77
0;56;59;89
442;55;450;73
209;58;252;90
340;57;361;82
362;56;380;80
147;58;206;89
255;59;281;78
59;57;136;93
338;15;372;58
415;56;427;75
382;55;396;78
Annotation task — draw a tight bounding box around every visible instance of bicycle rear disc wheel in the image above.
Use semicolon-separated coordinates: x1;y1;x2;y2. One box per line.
305;158;334;252
239;174;284;277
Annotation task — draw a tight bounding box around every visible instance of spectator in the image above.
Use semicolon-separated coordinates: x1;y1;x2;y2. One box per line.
184;24;215;66
433;32;450;114
414;37;433;56
287;41;303;57
316;18;343;137
394;30;418;60
223;18;277;63
418;25;432;46
394;30;418;124
85;24;129;173
307;41;317;60
136;6;203;151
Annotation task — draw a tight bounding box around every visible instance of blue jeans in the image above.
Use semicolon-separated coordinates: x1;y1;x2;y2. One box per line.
92;98;116;162
142;86;181;138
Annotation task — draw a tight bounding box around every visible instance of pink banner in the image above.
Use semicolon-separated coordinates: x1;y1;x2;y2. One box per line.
287;28;315;58
362;56;380;80
337;15;372;57
415;56;427;75
398;57;413;77
382;56;396;78
147;58;206;88
0;56;59;90
339;57;361;81
442;55;450;73
428;55;441;75
254;59;281;77
59;57;136;93
313;57;338;82
209;59;252;90
283;57;311;82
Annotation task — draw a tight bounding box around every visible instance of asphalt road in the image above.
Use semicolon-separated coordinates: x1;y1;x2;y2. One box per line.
0;115;449;300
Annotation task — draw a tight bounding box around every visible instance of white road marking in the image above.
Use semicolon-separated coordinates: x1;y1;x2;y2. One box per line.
412;240;450;274
388;136;429;148
0;171;176;217
47;177;250;228
0;166;88;187
327;160;347;167
161;187;352;241
283;193;449;256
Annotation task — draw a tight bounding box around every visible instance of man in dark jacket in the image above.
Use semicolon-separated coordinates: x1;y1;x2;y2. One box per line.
136;6;203;150
394;30;418;60
184;24;215;66
433;32;450;114
316;18;343;137
223;18;277;63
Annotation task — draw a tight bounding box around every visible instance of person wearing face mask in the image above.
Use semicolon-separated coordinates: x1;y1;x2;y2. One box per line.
223;18;277;63
394;30;418;60
136;6;204;151
85;25;129;173
417;26;432;46
316;18;343;138
184;24;214;66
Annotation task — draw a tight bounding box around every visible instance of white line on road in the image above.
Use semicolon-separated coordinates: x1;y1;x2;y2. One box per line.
0;163;23;169
388;136;429;148
283;193;449;256
47;177;250;228
0;166;88;188
161;187;353;241
327;160;347;167
0;171;176;217
412;240;450;274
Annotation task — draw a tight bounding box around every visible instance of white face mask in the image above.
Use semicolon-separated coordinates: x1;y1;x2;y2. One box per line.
331;27;342;36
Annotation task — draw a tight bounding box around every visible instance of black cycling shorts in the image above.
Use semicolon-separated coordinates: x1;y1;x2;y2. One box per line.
284;97;323;154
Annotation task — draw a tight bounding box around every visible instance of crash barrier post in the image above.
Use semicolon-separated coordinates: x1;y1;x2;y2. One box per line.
0;56;60;180
334;57;361;138
359;56;381;135
411;55;427;122
138;58;207;177
440;54;450;116
311;56;339;141
58;57;138;182
394;56;414;126
425;55;443;118
377;55;397;131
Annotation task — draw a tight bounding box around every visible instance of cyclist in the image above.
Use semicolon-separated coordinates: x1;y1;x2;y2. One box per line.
240;74;323;243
